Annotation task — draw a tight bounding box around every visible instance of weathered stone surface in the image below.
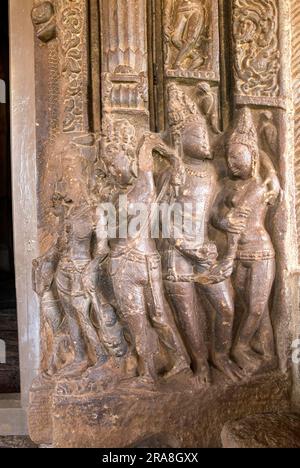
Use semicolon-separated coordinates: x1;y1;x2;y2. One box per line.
28;381;54;446
0;436;37;449
27;0;300;448
221;413;300;449
45;372;290;448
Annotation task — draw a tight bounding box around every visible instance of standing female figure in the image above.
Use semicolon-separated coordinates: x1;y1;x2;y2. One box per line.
212;108;280;374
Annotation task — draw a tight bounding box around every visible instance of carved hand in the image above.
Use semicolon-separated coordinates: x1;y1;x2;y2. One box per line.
223;208;250;234
138;133;156;172
209;258;234;281
32;255;56;297
82;255;108;295
195;258;234;286
175;240;218;267
264;174;281;205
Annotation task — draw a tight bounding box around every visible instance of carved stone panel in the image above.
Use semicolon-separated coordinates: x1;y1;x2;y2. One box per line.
232;0;286;109
163;0;220;81
27;0;300;448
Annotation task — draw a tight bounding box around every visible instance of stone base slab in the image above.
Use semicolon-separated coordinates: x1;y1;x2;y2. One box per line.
34;371;292;448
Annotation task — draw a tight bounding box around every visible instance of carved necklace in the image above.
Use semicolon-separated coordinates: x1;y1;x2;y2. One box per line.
184;162;208;178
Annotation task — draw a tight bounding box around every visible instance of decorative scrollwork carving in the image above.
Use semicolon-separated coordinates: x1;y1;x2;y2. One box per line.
232;0;280;101
57;0;89;133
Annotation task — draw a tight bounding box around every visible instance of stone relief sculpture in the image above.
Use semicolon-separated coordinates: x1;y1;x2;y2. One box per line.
197;82;221;134
259;111;278;160
99;117;190;385
157;84;242;384
31;1;56;43
33;189;127;382
164;0;208;71
28;0;299;449
163;0;220;81
232;0;286;109
101;0;149;114
212;107;279;375
232;0;280;96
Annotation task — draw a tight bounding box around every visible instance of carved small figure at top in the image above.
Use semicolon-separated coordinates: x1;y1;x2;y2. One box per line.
232;0;280;97
165;0;209;71
32;1;56;43
197;82;221;134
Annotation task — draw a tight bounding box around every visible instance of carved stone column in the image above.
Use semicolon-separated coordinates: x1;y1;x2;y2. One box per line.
100;0;150;132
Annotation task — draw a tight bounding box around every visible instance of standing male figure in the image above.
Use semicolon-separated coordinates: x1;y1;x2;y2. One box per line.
157;84;243;384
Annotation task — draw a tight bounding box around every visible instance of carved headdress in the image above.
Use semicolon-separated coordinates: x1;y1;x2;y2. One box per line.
167;83;209;145
227;107;259;176
101;116;137;167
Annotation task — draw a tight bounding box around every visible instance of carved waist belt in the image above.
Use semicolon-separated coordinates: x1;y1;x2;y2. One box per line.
111;249;161;264
58;259;90;273
163;272;195;283
236;250;275;261
110;249;162;277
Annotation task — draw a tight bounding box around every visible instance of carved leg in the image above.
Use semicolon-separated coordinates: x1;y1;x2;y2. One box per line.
56;291;90;377
40;289;62;375
113;277;157;383
164;281;210;387
254;310;276;359
146;259;192;380
173;42;196;68
74;295;107;367
232;259;276;373
199;280;244;382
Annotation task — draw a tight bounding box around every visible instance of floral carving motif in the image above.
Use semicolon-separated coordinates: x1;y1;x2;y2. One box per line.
232;0;280;98
58;0;88;133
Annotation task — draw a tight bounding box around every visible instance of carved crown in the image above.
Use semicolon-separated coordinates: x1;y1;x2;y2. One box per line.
167;83;208;141
101;117;137;167
227;107;259;175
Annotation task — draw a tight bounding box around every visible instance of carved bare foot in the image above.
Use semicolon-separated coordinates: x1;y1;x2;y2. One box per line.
193;363;212;389
212;355;244;382
56;359;89;380
232;345;262;375
84;358;121;382
124;374;157;390
164;359;192;381
255;354;278;374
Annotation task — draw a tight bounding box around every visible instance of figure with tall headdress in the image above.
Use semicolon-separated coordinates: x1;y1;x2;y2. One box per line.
32;137;127;383
211;107;279;374
157;84;244;385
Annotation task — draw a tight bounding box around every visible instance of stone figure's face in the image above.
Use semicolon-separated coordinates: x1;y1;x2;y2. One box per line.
227;143;253;180
182;122;211;161
107;149;138;187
